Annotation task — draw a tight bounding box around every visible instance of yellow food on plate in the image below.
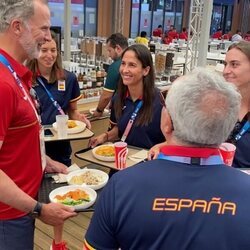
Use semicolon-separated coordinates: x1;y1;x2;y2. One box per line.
67;120;77;128
95;145;115;157
54;189;90;206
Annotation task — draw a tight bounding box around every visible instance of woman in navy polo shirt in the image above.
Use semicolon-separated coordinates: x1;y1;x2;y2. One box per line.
27;31;91;166
223;41;250;168
89;44;165;149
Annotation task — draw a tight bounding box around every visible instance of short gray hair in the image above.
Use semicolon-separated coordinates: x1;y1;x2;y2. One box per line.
0;0;47;32
166;68;241;147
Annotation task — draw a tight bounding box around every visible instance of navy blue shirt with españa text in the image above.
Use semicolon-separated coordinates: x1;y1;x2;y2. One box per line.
85;146;250;250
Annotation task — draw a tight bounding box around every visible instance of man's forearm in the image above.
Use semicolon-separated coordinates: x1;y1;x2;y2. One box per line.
96;90;113;111
0;170;36;213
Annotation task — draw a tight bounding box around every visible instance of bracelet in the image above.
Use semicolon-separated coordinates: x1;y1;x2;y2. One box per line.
104;132;109;142
96;107;103;113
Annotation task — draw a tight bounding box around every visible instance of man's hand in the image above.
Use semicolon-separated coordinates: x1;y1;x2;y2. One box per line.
39;203;77;226
78;113;91;129
148;145;160;160
88;134;107;148
45;156;68;174
92;109;103;118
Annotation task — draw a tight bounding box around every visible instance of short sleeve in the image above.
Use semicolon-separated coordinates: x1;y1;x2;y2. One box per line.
65;71;81;101
104;60;121;92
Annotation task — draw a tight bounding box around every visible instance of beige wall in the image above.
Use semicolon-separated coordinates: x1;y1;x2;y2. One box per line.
97;0;131;38
97;0;113;37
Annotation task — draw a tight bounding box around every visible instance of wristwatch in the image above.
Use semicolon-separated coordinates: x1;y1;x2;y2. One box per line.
96;107;103;113
29;202;43;218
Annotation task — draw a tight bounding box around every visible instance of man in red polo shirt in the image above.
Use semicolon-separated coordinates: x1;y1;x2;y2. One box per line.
0;1;76;249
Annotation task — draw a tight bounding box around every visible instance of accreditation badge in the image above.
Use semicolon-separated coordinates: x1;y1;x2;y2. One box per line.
40;127;47;171
58;80;66;91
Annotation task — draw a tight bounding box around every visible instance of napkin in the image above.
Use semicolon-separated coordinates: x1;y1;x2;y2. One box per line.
128;149;148;163
51;163;80;183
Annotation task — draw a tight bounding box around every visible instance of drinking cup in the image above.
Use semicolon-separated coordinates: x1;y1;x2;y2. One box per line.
219;142;236;166
56;114;68;138
114;141;128;169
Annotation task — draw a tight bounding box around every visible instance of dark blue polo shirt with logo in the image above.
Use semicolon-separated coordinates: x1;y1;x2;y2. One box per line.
85;159;250;250
109;88;165;149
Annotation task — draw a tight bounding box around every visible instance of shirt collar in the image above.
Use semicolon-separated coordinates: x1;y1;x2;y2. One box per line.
160;145;221;158
0;48;33;88
125;90;143;101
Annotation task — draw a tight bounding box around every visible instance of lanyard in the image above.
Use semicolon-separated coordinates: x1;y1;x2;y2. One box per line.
234;120;250;141
121;100;143;142
157;146;224;166
37;77;65;115
157;153;224;166
0;54;40;122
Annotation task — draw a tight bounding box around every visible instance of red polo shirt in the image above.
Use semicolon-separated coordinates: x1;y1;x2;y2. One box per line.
0;49;43;219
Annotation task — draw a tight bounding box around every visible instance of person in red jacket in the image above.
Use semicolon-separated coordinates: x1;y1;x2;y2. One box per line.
179;27;188;40
222;30;232;41
153;25;163;37
212;28;222;39
244;31;250;42
168;27;179;40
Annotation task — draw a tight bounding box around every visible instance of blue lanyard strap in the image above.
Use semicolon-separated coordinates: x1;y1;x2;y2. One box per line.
0;54;40;121
157;153;224;166
37;77;65;115
0;54;28;100
234;120;250;141
121;100;143;142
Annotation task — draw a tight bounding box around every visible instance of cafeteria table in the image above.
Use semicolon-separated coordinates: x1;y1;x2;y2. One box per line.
43;125;94;142
75;145;148;170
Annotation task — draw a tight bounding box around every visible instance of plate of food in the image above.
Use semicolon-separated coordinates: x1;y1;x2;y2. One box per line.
52;120;86;134
92;144;115;162
66;168;109;190
89;108;110;116
49;185;97;210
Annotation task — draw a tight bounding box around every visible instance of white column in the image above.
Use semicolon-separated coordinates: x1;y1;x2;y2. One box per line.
64;0;71;61
197;0;213;67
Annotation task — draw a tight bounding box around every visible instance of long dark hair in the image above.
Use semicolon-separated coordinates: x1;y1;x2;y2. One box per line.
26;30;65;85
114;44;156;126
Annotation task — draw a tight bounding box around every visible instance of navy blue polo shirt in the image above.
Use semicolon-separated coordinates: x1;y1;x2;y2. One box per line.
110;88;165;149
34;70;81;166
85;159;250;250
227;114;250;168
34;70;81;125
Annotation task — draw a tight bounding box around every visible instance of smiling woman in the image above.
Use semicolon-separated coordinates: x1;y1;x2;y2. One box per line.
223;41;250;168
88;44;166;149
26;31;90;166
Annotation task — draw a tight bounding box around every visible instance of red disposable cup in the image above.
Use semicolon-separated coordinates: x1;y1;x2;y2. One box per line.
219;142;236;166
114;141;128;169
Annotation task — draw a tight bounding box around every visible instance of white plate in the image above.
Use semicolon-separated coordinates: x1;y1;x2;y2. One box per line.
92;144;115;162
66;168;109;190
89;108;110;116
52;120;86;134
49;185;97;210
